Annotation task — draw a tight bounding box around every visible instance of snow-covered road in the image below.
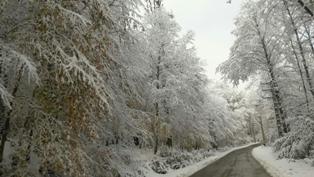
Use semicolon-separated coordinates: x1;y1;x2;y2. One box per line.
190;145;271;177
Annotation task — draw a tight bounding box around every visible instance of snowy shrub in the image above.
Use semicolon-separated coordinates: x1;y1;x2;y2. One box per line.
149;148;215;175
159;146;173;157
274;117;314;159
166;153;191;169
150;160;168;174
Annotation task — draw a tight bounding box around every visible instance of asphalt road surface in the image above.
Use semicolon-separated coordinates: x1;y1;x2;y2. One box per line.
190;145;272;177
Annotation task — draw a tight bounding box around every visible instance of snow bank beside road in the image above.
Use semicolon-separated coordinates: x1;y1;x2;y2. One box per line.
146;143;258;177
252;146;314;177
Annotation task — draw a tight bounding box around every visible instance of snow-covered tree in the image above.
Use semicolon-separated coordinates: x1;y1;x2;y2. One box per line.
0;1;147;176
221;0;314;161
141;7;212;152
217;0;289;137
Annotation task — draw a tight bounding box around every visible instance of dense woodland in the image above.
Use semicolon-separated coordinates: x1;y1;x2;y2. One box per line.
0;0;313;177
219;0;314;159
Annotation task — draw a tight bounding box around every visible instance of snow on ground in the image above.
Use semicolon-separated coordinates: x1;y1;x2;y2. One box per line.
145;143;258;177
252;146;314;177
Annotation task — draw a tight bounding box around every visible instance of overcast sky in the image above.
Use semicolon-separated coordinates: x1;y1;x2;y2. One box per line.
164;0;243;80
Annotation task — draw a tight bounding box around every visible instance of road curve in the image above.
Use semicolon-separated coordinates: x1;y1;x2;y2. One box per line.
190;145;272;177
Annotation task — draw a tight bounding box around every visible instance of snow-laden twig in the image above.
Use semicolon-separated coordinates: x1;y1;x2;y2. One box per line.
0;44;40;85
0;83;12;108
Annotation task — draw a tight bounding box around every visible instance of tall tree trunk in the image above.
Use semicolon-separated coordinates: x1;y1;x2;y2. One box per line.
155;54;160;117
249;115;256;142
152;113;159;154
290;39;310;112
255;18;287;136
258;116;266;145
152;46;162;154
284;0;314;99
266;61;285;137
153;133;159;154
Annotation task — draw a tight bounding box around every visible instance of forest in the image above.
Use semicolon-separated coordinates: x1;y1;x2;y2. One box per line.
0;0;313;177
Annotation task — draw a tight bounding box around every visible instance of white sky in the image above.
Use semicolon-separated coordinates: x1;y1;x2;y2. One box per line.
164;0;243;80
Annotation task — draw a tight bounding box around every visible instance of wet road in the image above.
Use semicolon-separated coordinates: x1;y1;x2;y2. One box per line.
190;145;272;177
